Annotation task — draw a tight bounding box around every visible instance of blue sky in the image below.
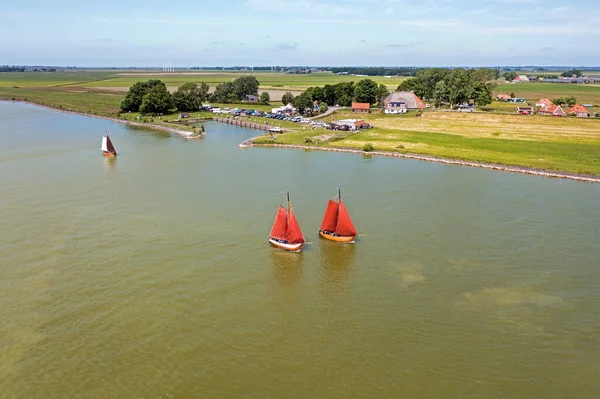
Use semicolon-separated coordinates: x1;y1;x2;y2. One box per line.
1;0;599;67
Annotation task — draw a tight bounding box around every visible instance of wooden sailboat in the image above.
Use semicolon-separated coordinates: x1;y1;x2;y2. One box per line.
101;133;117;157
319;189;357;243
269;192;305;252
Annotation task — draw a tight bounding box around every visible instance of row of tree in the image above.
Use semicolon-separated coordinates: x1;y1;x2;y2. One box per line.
397;68;498;107
120;76;269;113
551;96;577;107
280;80;391;115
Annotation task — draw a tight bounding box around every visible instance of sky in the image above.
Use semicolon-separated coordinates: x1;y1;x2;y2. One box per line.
1;0;599;67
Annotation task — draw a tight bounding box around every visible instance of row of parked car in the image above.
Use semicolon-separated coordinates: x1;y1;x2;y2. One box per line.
200;105;330;128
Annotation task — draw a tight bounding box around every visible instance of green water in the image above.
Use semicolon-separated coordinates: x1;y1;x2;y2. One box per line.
1;102;599;398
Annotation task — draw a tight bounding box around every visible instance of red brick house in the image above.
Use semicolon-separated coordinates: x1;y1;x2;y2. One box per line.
567;105;590;118
351;102;370;113
538;105;567;117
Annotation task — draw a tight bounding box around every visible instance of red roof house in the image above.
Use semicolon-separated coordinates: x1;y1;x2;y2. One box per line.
567;105;590;117
538;105;567;117
496;94;511;101
351;102;371;113
536;98;553;107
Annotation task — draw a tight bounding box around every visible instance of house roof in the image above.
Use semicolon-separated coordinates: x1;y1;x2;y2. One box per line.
539;105;565;114
351;102;370;110
568;105;590;114
536;98;552;106
384;91;426;109
497;94;511;99
517;107;533;111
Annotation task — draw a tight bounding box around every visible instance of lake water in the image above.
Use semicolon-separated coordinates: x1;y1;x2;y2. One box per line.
1;102;599;399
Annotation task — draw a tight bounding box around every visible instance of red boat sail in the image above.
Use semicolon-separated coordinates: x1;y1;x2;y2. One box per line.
269;192;305;252
319;189;357;243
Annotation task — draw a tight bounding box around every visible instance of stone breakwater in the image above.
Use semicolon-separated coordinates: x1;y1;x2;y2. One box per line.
3;100;194;137
247;142;600;184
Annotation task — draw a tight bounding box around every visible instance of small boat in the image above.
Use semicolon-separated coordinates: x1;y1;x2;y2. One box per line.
269;192;305;252
101;133;117;157
319;188;357;243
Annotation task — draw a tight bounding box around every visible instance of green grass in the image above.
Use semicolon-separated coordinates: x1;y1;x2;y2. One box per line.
494;82;600;105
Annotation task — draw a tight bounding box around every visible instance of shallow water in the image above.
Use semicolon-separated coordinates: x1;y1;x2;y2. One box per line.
1;102;599;398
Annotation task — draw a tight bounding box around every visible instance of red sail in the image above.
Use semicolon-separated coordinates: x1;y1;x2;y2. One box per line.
106;135;116;153
270;206;288;240
320;200;339;232
286;209;305;244
335;199;357;237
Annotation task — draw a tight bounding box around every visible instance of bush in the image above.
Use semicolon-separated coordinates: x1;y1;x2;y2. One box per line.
11;97;16;100
303;137;313;144
363;143;374;152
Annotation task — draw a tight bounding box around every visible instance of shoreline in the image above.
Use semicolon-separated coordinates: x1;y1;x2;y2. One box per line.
1;100;195;137
245;142;600;183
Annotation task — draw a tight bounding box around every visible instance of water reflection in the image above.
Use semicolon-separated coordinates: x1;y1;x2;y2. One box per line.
318;239;356;296
102;156;117;168
270;248;303;287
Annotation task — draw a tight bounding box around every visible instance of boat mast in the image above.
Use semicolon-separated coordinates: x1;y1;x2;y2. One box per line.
287;191;290;217
338;188;341;202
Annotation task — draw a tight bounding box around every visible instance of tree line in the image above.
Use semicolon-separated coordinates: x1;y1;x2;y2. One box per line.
120;76;270;114
327;67;419;76
280;80;391;115
397;68;499;107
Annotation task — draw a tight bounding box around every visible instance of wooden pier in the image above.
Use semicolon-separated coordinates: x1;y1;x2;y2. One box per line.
213;117;283;132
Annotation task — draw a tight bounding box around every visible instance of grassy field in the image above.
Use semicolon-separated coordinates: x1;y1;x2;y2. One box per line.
494;82;600;105
253;110;600;176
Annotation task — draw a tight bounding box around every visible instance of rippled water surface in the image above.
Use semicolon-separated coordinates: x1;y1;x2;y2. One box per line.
1;102;599;398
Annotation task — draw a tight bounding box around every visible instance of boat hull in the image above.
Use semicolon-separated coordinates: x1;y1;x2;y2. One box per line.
269;238;303;252
102;151;117;157
319;230;356;243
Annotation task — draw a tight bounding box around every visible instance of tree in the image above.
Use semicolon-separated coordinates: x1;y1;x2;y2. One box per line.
260;92;270;105
281;91;295;105
292;92;314;115
232;76;259;100
353;79;378;105
561;69;582;78
471;82;493;107
323;84;337;106
503;71;518;81
510;92;515;98
139;83;172;114
213;82;235;103
375;84;390;107
446;68;472;107
471;68;500;82
415;68;449;99
396;78;424;99
319;103;328;114
198;82;209;102
120;79;164;112
337;94;352;107
172;82;205;111
432;80;449;107
306;86;325;102
551;97;566;106
565;96;577;107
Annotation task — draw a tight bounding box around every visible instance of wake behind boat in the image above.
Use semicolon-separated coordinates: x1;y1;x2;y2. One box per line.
269;192;305;252
319;188;357;243
101;133;117;157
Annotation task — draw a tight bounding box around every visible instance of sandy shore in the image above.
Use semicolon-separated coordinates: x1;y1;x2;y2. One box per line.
2;100;195;137
246;142;600;184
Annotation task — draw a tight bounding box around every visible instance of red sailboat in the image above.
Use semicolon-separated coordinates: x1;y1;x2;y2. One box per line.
269;192;305;252
319;188;357;243
101;132;117;157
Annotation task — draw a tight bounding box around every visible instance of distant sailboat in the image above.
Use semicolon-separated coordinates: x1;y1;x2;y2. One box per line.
319;189;357;243
101;133;117;157
269;192;305;252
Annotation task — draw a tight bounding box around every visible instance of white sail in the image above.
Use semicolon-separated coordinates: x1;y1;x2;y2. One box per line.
101;136;108;152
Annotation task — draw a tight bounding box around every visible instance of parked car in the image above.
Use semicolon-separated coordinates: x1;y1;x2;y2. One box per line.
211;108;222;113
